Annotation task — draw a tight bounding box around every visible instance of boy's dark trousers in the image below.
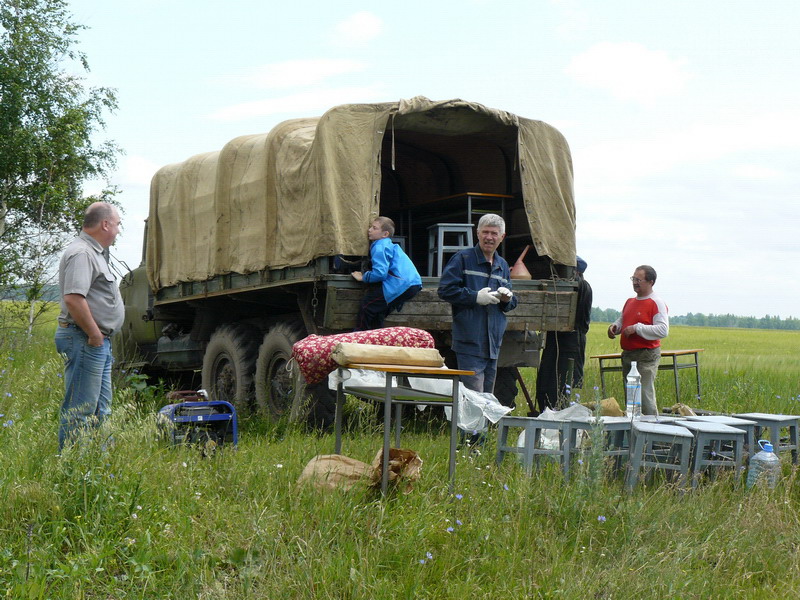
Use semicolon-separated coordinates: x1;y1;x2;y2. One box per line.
356;284;422;330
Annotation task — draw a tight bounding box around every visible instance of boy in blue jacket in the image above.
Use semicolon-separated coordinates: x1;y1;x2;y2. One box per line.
352;217;422;330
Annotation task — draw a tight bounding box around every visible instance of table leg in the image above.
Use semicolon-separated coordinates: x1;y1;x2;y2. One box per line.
394;403;402;448
448;377;459;493
381;375;392;494
598;359;607;398
694;353;702;401
672;356;680;404
335;378;344;454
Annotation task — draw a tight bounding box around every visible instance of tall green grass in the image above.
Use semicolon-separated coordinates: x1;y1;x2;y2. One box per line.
1;317;798;598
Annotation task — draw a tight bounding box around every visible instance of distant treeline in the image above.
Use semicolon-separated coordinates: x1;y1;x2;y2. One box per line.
591;307;800;330
1;284;60;302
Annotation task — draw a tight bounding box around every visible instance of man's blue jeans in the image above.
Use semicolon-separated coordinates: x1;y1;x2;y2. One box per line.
55;324;113;449
455;353;497;394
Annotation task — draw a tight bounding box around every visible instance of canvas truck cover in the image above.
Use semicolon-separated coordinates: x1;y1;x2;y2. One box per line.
146;97;575;291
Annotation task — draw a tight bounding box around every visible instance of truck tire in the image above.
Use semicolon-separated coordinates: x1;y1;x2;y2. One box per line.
254;322;304;421
494;366;519;409
201;324;259;414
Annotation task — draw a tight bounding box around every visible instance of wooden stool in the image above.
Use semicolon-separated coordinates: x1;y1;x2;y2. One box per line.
496;416;573;479
675;420;746;487
427;223;474;276
626;421;694;491
733;412;800;464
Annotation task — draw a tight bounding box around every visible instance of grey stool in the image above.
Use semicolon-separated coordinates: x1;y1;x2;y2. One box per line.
733;412;800;464
684;415;757;458
567;416;632;474
427;223;474;276
496;416;573;479
626;421;694;491
675;420;746;487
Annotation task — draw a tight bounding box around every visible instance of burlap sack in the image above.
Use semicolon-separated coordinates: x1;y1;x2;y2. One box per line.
331;343;444;368
296;454;373;491
671;403;697;417
297;447;423;493
581;397;626;417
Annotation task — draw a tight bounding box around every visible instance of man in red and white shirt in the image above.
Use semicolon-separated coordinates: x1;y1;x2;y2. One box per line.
607;265;669;415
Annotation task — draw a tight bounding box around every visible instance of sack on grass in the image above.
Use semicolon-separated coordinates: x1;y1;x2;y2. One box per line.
370;447;423;494
581;397;625;417
297;448;422;493
671;403;697;417
297;454;373;491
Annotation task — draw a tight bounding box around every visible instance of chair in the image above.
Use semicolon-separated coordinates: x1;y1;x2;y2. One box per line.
496;416;573;479
427;223;474;276
626;421;694;491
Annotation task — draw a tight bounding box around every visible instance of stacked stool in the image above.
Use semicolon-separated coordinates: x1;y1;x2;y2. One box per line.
626;421;694;491
674;420;746;488
733;412;800;464
427;223;474;276
496;416;573;478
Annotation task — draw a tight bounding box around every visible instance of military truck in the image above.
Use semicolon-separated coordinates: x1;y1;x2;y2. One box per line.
117;97;579;424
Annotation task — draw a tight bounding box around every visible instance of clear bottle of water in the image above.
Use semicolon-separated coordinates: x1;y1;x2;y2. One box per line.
626;361;642;419
746;440;781;489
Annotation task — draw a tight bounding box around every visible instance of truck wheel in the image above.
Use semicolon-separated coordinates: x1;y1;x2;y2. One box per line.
201;324;259;414
254;322;304;421
494;367;519;409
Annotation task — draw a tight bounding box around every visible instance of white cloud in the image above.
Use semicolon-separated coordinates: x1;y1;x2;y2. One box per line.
244;59;367;90
208;86;387;121
565;42;691;105
330;11;383;48
732;164;784;180
555;8;589;39
119;155;161;187
575;109;800;186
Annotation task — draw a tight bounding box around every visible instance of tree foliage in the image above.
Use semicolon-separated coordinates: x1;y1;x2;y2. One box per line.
0;0;119;286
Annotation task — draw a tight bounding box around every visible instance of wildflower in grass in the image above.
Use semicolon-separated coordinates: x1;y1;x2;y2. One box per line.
131;513;138;520
597;515;606;523
575;392;581;400
276;464;283;468
3;420;13;427
4;392;10;397
503;483;509;491
577;459;584;466
456;519;462;526
426;552;433;560
455;493;463;500
419;559;426;564
447;526;454;533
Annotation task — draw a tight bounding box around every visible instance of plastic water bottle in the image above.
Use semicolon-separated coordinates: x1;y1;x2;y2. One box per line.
746;440;781;489
625;361;642;419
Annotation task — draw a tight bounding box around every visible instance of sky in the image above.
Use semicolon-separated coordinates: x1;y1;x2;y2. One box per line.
67;0;800;319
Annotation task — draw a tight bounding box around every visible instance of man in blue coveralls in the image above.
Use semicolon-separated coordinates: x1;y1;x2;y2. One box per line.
438;213;517;396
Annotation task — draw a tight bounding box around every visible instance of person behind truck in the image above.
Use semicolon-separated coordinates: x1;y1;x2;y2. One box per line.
437;213;517;396
55;202;125;450
352;216;422;330
607;265;669;416
535;256;592;413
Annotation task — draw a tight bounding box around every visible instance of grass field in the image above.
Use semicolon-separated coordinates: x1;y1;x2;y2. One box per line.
0;315;798;598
